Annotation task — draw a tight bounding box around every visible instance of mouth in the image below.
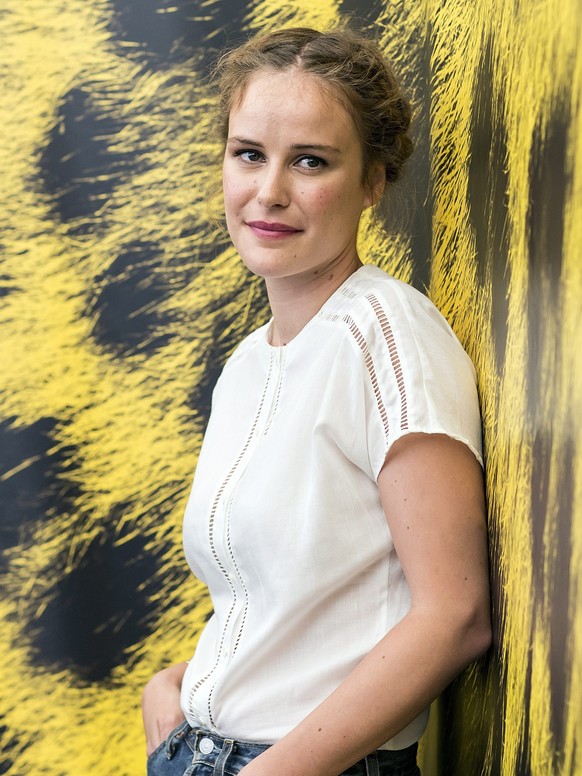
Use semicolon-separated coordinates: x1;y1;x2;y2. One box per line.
246;221;302;239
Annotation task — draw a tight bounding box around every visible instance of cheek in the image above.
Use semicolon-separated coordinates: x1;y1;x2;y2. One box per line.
310;186;360;224
223;177;247;216
306;185;340;214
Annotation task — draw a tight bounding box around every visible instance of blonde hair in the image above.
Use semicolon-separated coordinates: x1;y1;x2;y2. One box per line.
213;26;414;198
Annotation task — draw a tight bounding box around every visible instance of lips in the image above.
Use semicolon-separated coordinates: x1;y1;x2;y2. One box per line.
246;220;302;239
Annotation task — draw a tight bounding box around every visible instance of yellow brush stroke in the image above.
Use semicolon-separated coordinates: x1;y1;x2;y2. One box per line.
560;10;582;774
423;1;582;774
247;0;339;33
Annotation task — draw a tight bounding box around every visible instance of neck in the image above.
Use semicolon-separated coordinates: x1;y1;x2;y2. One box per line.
265;253;362;346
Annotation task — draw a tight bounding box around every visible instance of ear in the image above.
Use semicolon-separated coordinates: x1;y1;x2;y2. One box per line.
363;163;387;208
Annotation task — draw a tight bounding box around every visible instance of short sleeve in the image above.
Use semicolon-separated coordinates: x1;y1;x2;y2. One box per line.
344;279;483;480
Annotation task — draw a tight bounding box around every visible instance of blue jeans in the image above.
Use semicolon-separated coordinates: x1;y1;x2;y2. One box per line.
146;722;421;776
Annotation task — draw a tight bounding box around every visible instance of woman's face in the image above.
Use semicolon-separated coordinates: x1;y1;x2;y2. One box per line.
222;68;374;284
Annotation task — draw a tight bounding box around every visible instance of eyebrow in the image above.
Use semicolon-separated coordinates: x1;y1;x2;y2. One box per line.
227;137;341;153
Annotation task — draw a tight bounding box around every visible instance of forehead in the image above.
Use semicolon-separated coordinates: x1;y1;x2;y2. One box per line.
229;68;358;145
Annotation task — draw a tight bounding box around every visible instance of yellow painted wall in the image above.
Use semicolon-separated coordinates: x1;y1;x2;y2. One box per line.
0;1;579;774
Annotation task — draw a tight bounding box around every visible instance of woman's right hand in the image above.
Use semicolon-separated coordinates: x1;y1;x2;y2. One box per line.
141;661;189;756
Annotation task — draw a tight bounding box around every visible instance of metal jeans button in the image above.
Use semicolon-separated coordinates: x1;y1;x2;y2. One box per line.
199;737;215;754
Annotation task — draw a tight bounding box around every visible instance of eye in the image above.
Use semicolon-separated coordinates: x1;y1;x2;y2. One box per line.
233;149;264;164
295;155;327;171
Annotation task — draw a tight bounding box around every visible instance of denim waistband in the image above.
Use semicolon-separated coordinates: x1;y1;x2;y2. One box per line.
149;721;419;776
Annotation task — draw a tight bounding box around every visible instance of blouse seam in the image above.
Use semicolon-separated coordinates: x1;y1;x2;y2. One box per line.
187;350;276;724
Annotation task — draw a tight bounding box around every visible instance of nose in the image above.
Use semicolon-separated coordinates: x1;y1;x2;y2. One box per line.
256;164;290;208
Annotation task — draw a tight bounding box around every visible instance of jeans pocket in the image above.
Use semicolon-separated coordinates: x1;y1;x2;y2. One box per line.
147;720;189;763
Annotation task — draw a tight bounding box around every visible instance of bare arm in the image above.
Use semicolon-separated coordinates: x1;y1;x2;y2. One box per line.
239;433;491;776
142;661;188;755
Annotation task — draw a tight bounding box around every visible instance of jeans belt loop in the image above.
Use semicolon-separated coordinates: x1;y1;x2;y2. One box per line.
365;750;380;776
214;738;235;776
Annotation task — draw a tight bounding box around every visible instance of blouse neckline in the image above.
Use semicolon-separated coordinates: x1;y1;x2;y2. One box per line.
261;265;373;352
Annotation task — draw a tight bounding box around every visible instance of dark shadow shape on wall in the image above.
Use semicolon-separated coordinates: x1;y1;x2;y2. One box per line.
530;433;574;770
337;0;386;25
38;87;130;229
89;242;175;355
0;417;82;572
27;521;160;682
0;272;18;297
527;107;571;767
527;111;568;410
0;718;19;775
108;0;250;71
469;42;511;375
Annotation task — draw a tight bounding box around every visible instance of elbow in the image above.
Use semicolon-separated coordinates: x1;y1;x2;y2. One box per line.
423;590;492;668
466;614;492;662
456;598;492;664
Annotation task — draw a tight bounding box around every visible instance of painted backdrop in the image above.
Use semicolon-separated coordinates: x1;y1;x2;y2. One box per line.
0;1;580;774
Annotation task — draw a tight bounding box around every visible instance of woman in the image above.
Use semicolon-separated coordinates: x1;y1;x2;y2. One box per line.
142;26;491;776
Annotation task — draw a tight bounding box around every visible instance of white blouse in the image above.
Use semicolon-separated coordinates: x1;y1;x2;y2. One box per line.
181;264;483;750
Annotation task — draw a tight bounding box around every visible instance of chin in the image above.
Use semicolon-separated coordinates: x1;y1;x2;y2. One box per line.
236;251;292;280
